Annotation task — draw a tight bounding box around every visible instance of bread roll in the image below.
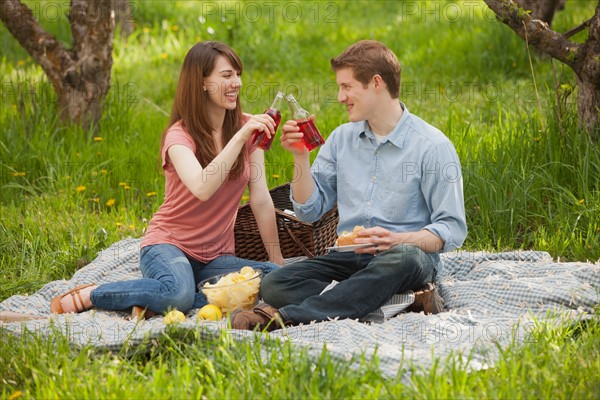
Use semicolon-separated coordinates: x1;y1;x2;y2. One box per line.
336;225;365;246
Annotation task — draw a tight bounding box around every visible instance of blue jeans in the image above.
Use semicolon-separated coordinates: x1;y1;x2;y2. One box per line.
90;244;280;314
260;244;436;324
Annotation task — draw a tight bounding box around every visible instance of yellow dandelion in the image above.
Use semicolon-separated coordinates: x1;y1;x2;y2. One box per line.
577;199;585;205
124;185;131;190
129;224;135;230
161;53;167;59
171;25;179;31
76;185;86;193
116;222;123;227
11;104;17;110
119;182;127;186
101;169;108;175
12;171;26;177
94;137;103;142
272;174;280;179
8;390;22;400
90;197;99;203
106;198;116;207
533;136;541;142
146;191;157;197
17;60;25;66
143;27;150;33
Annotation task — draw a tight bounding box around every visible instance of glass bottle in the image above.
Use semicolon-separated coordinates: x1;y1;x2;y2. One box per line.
251;91;284;151
285;94;325;152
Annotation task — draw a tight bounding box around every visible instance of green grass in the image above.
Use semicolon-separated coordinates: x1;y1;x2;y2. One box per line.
1;0;599;398
1;312;598;398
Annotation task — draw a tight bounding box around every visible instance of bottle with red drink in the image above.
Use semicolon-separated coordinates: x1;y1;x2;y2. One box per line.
285;94;325;152
251;91;284;151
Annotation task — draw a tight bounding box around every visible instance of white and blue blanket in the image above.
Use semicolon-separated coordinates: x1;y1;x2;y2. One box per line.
1;238;598;378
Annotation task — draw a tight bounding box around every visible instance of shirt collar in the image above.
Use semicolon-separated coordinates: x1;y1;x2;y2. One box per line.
359;102;410;149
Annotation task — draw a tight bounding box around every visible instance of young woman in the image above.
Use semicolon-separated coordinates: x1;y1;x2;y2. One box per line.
51;41;284;317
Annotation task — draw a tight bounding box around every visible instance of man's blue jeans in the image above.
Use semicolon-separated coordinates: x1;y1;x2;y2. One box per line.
90;244;280;314
260;244;436;324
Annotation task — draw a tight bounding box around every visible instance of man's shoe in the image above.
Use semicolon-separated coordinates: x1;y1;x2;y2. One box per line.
230;303;289;331
406;282;445;315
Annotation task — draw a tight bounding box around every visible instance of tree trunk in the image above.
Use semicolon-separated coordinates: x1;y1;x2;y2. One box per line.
0;0;115;129
484;0;600;139
114;0;134;38
577;4;600;134
577;76;600;133
515;0;565;26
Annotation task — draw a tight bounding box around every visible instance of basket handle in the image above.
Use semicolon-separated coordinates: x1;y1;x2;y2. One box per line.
275;210;314;258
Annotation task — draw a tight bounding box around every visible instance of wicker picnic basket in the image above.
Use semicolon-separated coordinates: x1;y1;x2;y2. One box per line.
234;183;339;261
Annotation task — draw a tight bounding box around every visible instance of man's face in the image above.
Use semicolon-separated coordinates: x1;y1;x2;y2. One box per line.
335;68;376;122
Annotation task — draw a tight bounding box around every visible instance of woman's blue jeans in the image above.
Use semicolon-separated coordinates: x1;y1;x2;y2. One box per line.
260;244;436;324
90;244;280;314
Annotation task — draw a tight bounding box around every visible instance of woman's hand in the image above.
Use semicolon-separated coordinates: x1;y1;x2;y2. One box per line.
270;254;285;266
239;113;276;141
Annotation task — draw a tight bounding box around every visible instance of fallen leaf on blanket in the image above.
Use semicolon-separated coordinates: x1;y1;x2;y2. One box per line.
198;304;222;321
163;309;186;325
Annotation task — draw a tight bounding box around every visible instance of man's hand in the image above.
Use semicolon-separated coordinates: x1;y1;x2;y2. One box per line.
353;226;444;255
280;118;312;155
353;226;394;255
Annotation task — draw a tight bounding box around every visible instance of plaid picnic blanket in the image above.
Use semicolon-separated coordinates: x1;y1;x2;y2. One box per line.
1;238;598;378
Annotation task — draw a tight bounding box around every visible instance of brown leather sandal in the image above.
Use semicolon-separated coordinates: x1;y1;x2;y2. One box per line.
50;284;96;314
131;305;158;321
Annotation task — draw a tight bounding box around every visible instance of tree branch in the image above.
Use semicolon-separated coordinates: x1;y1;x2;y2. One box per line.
484;0;581;68
563;18;591;39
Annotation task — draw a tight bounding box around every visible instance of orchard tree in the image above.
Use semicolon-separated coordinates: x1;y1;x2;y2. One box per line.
514;0;565;26
0;0;117;129
484;0;600;138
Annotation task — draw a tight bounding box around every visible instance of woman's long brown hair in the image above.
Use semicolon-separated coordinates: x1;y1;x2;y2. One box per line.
161;41;245;179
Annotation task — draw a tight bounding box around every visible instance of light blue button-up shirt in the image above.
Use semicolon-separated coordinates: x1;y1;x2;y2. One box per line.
291;103;467;269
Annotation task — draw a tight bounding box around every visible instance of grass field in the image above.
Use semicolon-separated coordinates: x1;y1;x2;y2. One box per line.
1;1;599;398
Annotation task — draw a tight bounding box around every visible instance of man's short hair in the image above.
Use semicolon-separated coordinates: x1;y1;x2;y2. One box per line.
330;40;401;99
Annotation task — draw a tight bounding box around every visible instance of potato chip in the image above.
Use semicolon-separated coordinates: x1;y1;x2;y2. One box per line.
201;267;261;312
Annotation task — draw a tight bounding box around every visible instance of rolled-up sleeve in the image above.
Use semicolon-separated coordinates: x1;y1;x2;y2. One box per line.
421;141;467;252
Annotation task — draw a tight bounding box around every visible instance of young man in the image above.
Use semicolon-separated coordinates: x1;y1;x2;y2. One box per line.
231;40;467;330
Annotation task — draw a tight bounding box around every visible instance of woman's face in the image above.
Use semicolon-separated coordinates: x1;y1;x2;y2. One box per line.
204;55;242;111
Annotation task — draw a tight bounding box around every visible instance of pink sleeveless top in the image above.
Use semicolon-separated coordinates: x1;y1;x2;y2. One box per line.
141;120;255;262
